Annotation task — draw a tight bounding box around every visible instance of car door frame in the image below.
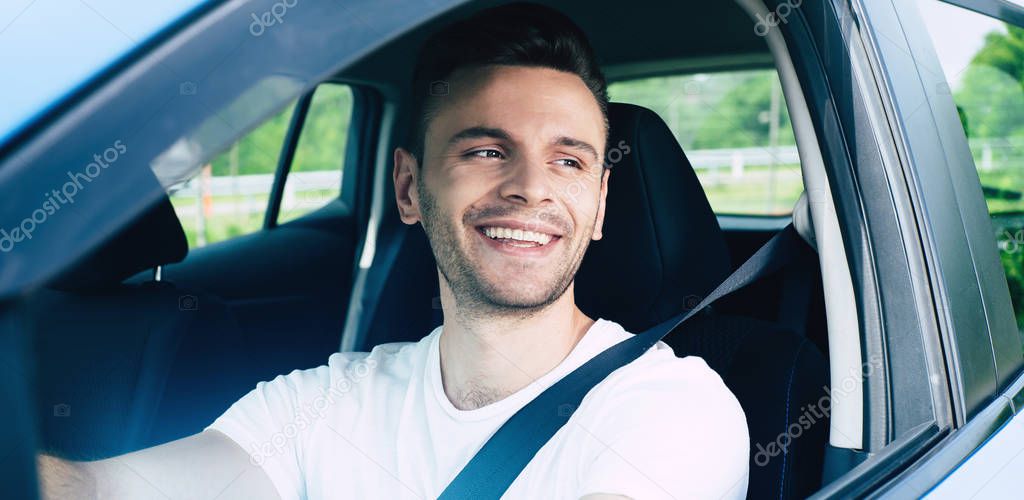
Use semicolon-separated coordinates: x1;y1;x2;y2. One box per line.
752;0;966;495
0;0;470;495
842;0;1024;495
782;0;1024;493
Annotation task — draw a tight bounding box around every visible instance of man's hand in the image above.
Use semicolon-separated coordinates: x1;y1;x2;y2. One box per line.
36;430;279;500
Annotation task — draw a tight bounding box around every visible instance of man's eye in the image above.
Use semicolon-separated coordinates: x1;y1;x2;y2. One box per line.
466;149;504;159
555;158;583;169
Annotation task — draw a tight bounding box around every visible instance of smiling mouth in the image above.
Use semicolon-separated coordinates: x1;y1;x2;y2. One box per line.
477;226;560;248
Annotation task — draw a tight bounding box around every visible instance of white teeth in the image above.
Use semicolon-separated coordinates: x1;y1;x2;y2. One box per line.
482;226;554;245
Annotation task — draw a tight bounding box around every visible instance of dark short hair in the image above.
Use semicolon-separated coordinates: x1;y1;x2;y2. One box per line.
407;2;608;163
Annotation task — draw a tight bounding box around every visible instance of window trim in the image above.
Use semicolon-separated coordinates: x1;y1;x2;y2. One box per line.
265;90;314;229
603;52;775;82
266;82;366;228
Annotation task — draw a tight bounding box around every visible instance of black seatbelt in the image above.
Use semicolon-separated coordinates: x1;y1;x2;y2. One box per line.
439;224;804;499
777;249;813;337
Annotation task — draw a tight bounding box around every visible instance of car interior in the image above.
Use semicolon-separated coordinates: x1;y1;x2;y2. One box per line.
20;0;863;498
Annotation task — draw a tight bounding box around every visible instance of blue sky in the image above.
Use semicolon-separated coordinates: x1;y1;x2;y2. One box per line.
0;0;206;146
915;0;1006;89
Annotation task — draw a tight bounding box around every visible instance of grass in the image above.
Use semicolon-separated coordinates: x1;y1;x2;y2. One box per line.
169;188;341;248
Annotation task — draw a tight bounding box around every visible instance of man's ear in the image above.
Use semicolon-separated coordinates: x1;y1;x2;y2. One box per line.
591;168;611;241
393;147;422;224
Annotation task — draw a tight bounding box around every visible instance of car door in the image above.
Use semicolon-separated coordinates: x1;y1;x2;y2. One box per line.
736;0;982;496
805;0;1024;496
0;1;468;496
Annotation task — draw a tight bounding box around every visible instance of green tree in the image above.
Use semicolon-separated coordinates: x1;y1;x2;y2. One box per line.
692;72;795;149
955;25;1024;139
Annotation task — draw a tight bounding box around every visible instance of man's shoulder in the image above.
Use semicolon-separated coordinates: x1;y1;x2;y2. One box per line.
584;319;746;431
568;321;749;498
589;319;734;394
322;330;436;382
608;349;742;417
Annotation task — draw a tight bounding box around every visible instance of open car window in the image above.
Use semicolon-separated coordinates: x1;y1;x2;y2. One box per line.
165;83;355;248
609;69;804;216
916;0;1024;344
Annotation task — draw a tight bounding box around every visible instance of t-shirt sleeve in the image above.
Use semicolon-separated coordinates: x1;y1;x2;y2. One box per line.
576;356;749;500
205;363;332;500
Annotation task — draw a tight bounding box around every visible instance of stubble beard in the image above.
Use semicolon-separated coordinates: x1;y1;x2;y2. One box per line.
416;182;594;322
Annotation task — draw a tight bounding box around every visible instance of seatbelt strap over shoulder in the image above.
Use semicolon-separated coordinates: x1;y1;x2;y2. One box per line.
439;224;805;499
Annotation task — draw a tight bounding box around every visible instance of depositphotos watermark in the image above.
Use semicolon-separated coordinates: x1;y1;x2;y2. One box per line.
999;228;1024;254
753;353;883;467
249;0;299;37
247;357;377;466
753;0;803;37
1;140;127;253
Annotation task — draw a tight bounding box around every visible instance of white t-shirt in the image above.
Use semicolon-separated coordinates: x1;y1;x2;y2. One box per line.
206;318;749;499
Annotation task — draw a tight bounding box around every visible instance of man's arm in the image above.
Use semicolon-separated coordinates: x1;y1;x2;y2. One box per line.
37;430;279;500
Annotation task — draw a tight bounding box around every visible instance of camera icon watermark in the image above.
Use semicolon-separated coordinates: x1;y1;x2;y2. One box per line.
179;81;197;95
683;80;703;95
53;403;71;417
683;294;703;310
557;403;576;417
429;80;449;96
179;294;199;311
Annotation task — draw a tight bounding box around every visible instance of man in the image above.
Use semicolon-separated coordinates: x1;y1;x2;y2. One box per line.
37;3;748;499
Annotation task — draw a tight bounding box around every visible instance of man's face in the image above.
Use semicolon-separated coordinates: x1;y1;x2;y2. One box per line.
394;65;610;315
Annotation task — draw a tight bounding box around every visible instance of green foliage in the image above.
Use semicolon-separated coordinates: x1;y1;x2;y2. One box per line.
972;25;1024;84
174;84;354;247
950;22;1024;343
609;70;795;150
210;105;294;177
691;72;795;149
609;69;801;216
207;84;353;177
292;85;353;172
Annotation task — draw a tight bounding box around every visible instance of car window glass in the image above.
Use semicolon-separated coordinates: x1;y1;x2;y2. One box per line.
917;0;1024;343
168;101;295;248
608;69;803;216
278;83;354;224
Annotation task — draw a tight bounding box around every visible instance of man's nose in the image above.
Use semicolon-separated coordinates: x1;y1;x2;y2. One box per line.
498;155;554;206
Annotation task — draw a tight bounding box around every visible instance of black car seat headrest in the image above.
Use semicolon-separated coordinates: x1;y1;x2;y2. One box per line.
52;189;188;291
575;102;732;333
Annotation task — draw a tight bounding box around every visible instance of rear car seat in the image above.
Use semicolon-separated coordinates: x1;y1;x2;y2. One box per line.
25;191;254;458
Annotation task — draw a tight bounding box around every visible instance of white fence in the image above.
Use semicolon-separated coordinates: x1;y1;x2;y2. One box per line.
169;170;342;198
170;145;801;201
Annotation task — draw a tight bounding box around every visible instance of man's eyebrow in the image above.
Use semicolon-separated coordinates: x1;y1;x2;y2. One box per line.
445;128;599;162
446;126;512;148
552;136;599;162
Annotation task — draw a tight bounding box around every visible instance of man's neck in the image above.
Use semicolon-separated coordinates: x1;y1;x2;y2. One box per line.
437;285;595;411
